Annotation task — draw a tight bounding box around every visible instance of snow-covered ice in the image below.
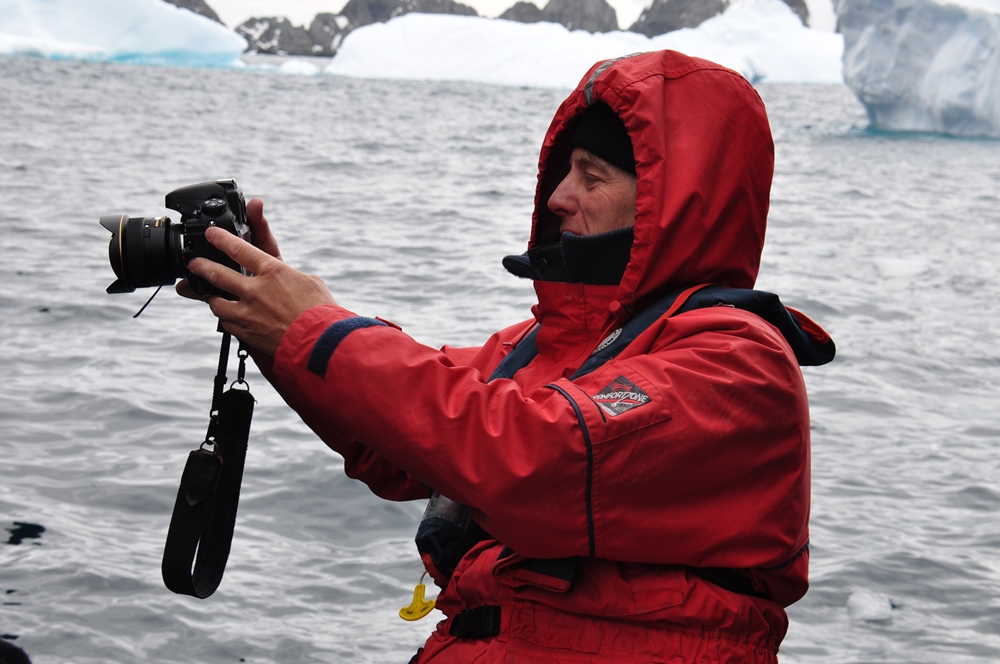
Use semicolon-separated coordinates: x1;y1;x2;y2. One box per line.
0;0;246;66
846;588;896;622
837;0;1000;138
0;0;841;85
326;0;845;87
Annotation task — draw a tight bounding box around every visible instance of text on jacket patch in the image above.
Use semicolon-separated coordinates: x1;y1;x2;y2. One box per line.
592;375;651;417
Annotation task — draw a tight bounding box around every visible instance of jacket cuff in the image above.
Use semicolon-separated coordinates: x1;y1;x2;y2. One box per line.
273;303;360;385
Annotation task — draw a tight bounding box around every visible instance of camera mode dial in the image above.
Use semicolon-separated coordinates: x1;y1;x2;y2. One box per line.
202;198;227;216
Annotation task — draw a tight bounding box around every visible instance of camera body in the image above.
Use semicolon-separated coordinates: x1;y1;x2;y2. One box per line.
100;179;250;298
165;180;250;298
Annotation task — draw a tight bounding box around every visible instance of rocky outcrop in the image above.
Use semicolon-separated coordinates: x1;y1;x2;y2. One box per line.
543;0;618;33
782;0;809;26
233;0;817;57
340;0;477;29
499;1;544;24
237;0;478;55
308;14;351;57
630;0;809;37
163;0;223;24
629;0;725;36
236;17;315;55
499;0;617;33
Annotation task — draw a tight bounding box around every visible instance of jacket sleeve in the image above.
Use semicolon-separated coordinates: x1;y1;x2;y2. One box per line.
248;324;506;502
270;303;810;570
249;347;431;501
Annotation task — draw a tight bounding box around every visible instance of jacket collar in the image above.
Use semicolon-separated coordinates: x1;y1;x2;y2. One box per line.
532;280;619;361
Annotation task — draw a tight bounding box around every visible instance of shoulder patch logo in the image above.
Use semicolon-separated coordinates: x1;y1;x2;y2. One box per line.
592;375;651;417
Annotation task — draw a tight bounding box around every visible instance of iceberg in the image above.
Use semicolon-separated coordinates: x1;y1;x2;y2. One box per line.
837;0;1000;138
0;0;247;66
0;0;842;85
326;0;845;87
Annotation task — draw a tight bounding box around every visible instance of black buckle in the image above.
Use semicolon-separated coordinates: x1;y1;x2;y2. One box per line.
448;605;501;640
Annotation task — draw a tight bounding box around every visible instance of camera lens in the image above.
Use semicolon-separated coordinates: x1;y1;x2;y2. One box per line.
100;214;184;294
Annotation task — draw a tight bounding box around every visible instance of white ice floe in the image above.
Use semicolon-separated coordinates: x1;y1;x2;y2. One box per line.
847;588;896;622
837;0;1000;137
0;0;247;66
325;0;845;87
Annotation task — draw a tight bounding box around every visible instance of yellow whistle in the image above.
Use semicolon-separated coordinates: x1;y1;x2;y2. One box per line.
399;573;436;621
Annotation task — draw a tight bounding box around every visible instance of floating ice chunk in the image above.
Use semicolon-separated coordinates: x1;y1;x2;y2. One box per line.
874;256;930;279
0;0;247;66
837;0;1000;138
280;59;321;76
847;588;896;622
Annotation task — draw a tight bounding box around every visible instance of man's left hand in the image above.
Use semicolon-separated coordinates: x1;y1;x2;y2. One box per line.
186;226;336;356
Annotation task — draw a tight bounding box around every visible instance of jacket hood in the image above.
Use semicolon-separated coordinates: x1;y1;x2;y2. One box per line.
530;50;775;325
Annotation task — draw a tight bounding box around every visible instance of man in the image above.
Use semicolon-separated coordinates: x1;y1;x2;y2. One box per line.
181;50;834;662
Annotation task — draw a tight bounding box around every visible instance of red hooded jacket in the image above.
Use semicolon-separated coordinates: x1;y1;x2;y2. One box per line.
257;50;833;662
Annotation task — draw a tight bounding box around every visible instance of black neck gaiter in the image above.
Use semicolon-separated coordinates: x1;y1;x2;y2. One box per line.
502;227;634;285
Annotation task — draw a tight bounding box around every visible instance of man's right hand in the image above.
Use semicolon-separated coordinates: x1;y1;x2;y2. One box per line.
176;197;281;301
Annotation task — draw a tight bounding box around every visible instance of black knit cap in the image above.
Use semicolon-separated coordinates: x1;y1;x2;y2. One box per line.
569;102;635;175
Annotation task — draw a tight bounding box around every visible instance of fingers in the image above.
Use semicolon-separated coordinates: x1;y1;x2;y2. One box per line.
192;259;336;356
185;225;269;298
205;294;241;326
177;198;281;301
175;209;336;356
186;255;253;299
174;278;207;301
209;225;279;275
201;295;259;347
246;198;282;260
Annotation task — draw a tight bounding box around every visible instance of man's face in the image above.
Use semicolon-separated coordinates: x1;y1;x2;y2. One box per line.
548;147;637;237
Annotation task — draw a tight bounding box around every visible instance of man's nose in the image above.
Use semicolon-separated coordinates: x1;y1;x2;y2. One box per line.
547;175;574;217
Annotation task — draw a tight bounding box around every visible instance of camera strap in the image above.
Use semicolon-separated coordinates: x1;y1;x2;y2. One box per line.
162;330;254;599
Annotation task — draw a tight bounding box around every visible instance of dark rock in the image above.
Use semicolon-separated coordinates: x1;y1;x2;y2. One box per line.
541;0;618;33
630;0;809;37
405;0;478;17
308;13;350;56
162;0;223;24
783;0;809;25
248;0;477;56
500;0;617;32
284;0;478;56
340;0;477;31
499;1;544;24
339;0;396;26
629;0;727;36
236;17;315;56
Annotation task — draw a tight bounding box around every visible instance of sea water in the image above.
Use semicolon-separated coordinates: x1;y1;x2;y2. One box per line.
0;55;998;663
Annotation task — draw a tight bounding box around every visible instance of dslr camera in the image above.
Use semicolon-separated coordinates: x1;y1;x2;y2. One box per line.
100;179;250;298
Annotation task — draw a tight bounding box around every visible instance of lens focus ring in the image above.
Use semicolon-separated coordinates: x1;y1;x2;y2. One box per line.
124;217;148;286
